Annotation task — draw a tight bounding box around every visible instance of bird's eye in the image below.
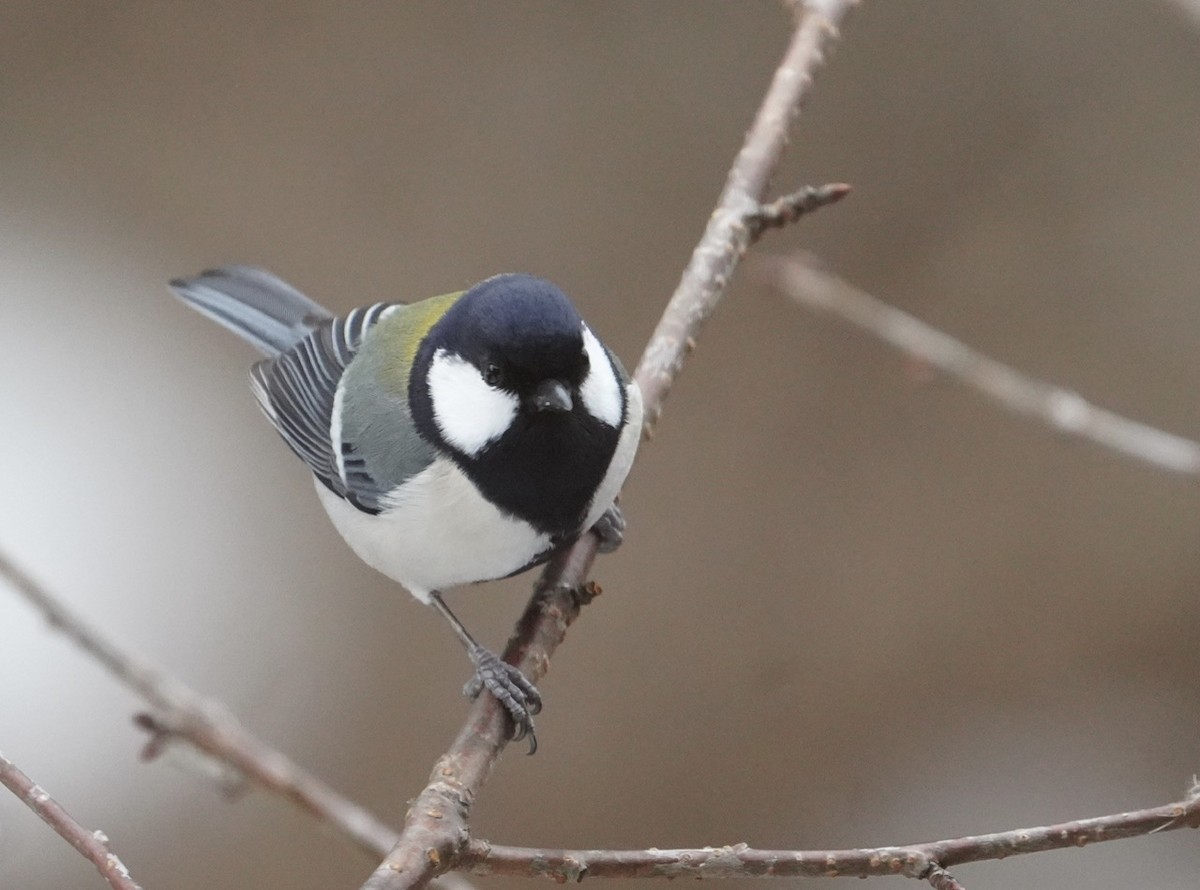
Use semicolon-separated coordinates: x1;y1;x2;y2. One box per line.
483;363;504;387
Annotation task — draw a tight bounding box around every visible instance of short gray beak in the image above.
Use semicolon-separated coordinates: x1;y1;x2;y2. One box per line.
529;379;573;413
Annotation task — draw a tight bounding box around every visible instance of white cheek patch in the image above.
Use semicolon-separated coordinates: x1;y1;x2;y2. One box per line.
580;325;623;427
428;350;518;456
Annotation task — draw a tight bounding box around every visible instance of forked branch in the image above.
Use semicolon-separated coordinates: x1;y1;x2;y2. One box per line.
16;5;1192;890
356;3;859;890
0;549;399;860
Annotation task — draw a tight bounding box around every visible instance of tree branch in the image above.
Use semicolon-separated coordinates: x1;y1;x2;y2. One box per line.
0;750;145;890
923;865;965;890
637;1;855;437
461;787;1200;882
0;549;399;860
1166;0;1200;28
356;3;857;890
754;254;1200;475
747;183;851;240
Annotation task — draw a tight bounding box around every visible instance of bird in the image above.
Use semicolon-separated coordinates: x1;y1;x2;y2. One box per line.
169;266;642;751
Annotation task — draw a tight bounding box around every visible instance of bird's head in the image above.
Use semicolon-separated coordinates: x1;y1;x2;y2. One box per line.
412;274;624;461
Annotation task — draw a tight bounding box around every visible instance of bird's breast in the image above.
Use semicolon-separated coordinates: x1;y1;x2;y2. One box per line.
314;458;552;602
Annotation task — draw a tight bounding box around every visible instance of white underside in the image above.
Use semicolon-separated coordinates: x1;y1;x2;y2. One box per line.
316;458;551;603
316;380;643;604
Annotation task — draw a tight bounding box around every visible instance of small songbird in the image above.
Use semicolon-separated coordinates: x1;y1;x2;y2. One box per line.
170;266;642;750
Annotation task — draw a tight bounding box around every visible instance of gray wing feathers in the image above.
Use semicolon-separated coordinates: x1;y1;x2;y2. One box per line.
169;265;333;356
250;302;396;513
171;263;398;514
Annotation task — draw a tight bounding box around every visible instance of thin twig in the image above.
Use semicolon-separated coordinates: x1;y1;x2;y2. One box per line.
748;183;851;239
356;4;857;890
0;750;145;890
923;865;965;890
462;790;1200;881
0;549;399;859
755;254;1200;475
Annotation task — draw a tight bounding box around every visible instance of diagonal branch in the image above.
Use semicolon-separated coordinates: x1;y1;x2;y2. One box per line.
755;254;1200;475
462;787;1200;882
1166;0;1200;28
356;3;858;890
0;750;145;890
636;3;856;438
0;549;399;860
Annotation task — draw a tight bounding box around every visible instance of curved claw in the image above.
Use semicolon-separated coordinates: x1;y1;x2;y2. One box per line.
465;644;543;754
591;504;626;554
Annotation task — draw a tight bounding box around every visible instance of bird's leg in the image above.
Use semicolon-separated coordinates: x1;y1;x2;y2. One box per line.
591;503;626;553
428;591;542;754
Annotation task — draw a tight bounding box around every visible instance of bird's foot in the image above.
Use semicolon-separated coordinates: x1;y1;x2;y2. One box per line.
464;644;543;754
591;504;626;554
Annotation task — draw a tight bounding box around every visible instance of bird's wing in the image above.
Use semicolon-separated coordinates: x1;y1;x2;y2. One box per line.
251;303;398;514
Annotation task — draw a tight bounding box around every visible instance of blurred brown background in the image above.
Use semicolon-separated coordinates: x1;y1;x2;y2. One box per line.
2;2;1199;888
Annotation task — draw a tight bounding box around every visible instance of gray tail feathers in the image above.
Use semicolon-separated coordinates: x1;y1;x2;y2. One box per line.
168;265;334;357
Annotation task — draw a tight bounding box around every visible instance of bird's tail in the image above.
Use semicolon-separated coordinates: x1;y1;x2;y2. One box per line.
168;265;333;357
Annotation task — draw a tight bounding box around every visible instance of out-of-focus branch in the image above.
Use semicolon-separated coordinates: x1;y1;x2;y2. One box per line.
0;751;145;890
356;4;857;890
463;786;1200;883
755;254;1200;475
1166;0;1200;28
0;549;399;860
